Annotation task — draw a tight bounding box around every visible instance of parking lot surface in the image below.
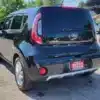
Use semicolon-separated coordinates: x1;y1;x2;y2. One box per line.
0;61;100;100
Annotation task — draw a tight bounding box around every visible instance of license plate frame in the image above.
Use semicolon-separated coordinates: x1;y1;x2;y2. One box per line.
70;60;84;71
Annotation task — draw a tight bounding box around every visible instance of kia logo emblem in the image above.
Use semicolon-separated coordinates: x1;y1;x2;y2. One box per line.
68;33;78;40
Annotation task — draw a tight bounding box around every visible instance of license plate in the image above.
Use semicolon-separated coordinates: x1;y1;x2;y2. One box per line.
70;60;84;71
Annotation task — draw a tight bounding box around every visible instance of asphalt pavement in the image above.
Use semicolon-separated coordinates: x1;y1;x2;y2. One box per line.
0;61;100;100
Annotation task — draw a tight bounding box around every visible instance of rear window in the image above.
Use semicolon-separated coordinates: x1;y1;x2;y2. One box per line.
41;7;93;37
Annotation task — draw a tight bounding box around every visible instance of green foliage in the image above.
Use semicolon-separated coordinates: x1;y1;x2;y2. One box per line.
78;1;86;8
0;7;7;21
25;0;36;8
0;0;26;21
36;0;43;6
35;0;63;6
6;0;26;13
42;0;63;6
0;0;63;21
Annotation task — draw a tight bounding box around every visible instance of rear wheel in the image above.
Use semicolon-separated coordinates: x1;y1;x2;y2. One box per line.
14;57;33;91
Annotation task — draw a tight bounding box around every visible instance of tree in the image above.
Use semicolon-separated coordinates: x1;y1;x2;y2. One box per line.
0;0;26;21
6;0;26;13
0;7;7;21
78;1;86;8
35;0;43;6
0;0;64;21
35;0;63;6
26;0;36;7
42;0;63;6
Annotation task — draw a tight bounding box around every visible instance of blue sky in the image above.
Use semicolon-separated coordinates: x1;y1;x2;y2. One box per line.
24;0;88;7
63;0;88;6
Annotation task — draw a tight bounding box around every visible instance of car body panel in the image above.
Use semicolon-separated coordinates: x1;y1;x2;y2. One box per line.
0;7;100;82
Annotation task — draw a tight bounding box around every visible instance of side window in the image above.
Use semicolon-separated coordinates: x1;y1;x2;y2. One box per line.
23;16;28;24
22;15;28;28
37;20;42;36
3;17;13;30
11;15;23;29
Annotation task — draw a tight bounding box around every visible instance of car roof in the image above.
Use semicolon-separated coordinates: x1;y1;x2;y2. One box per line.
8;6;87;17
9;7;40;16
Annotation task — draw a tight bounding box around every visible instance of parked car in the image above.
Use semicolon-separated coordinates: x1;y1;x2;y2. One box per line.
0;7;100;91
90;10;100;32
90;10;100;45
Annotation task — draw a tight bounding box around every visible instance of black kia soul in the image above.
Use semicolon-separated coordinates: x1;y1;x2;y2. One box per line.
0;7;100;91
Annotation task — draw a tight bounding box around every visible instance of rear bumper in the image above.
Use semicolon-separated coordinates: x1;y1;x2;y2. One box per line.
27;57;100;82
46;68;97;81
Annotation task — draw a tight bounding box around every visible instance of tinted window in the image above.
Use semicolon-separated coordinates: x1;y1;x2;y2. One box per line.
42;7;93;37
11;15;23;29
22;15;28;27
3;17;13;29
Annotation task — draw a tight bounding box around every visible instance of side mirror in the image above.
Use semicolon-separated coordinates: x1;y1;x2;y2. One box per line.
0;22;4;36
0;30;4;36
0;21;4;30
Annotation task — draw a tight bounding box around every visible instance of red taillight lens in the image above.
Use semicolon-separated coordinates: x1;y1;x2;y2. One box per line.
39;67;47;76
31;31;42;44
31;13;42;44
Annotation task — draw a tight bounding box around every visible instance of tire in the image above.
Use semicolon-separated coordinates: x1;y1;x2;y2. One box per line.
14;57;33;91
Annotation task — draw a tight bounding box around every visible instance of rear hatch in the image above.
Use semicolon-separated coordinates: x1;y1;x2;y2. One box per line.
41;7;95;43
34;7;97;64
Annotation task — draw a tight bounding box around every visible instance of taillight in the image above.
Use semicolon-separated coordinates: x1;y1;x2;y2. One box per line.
31;31;42;44
31;13;42;44
39;67;48;76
